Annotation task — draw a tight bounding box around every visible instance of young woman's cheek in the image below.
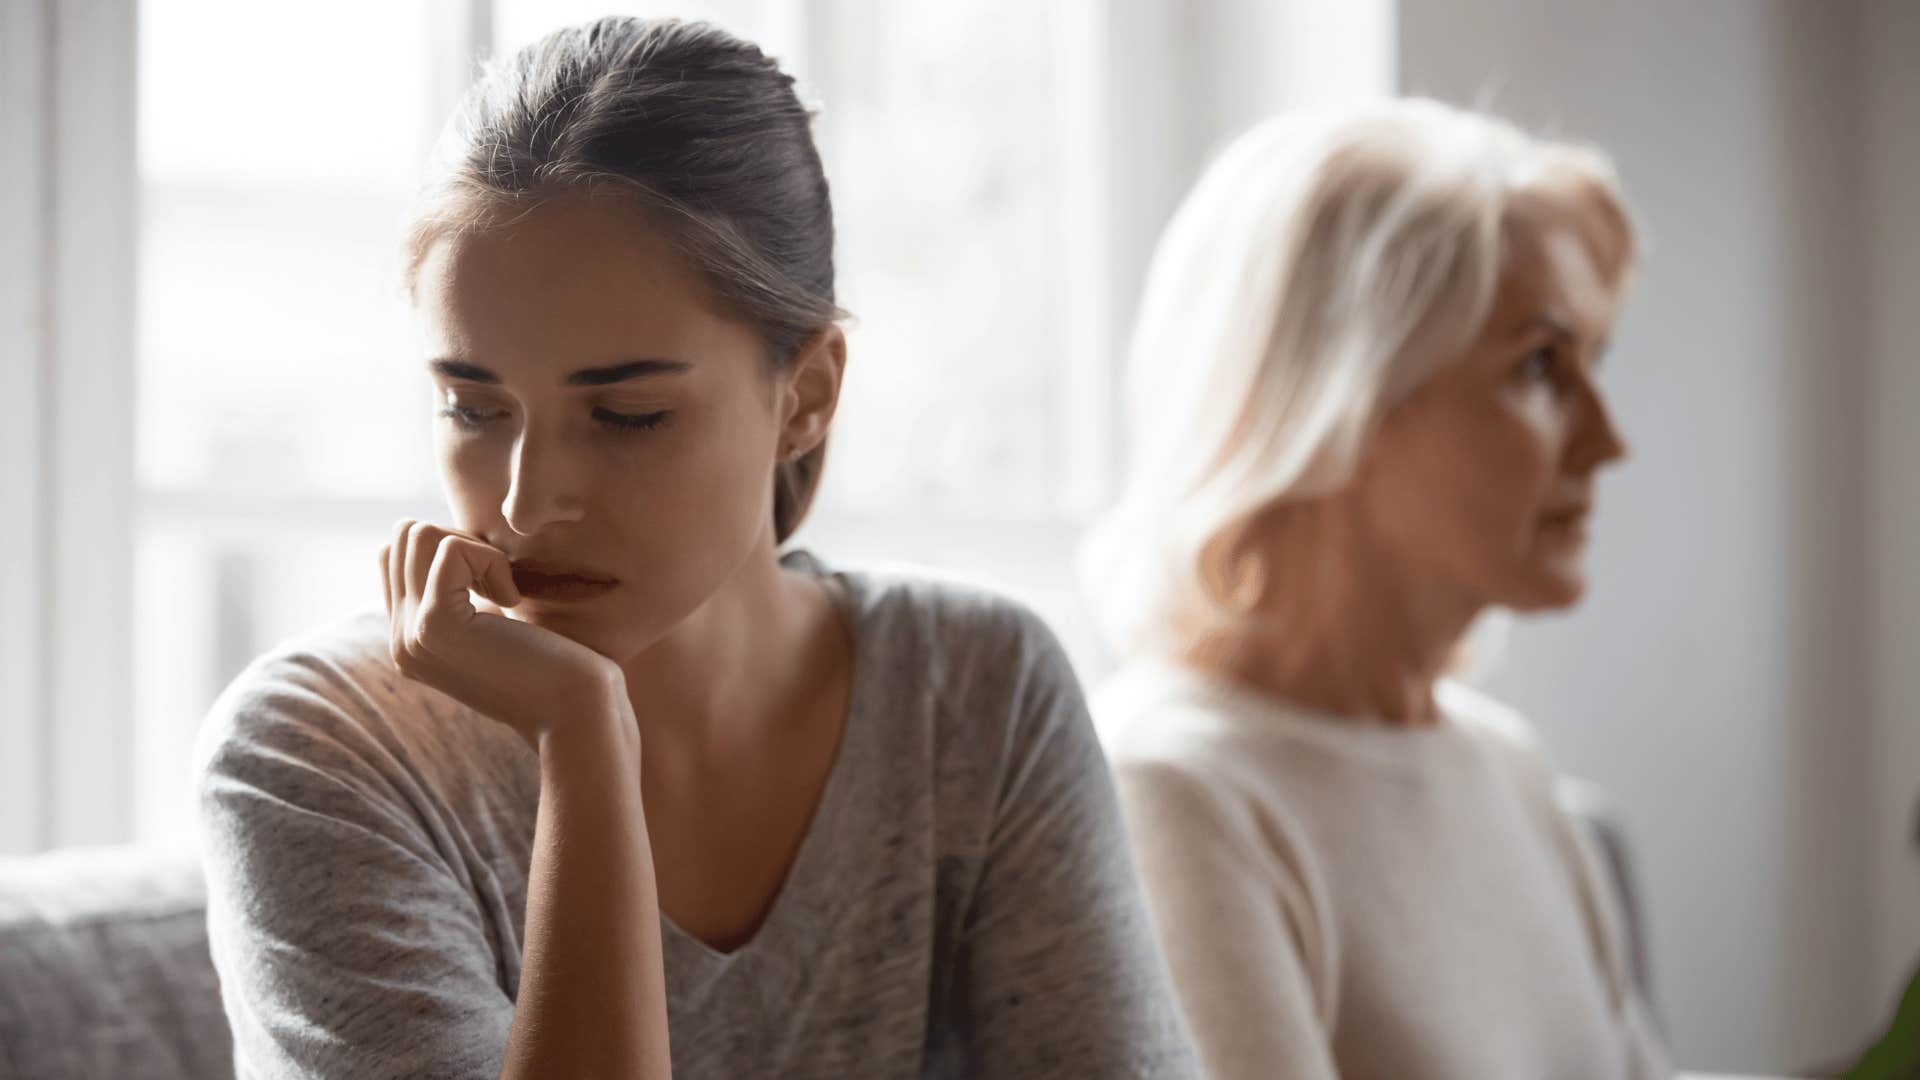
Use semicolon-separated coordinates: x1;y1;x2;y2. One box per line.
437;435;514;529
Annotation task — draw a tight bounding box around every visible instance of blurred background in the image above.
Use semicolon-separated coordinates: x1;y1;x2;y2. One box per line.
1;0;1916;1072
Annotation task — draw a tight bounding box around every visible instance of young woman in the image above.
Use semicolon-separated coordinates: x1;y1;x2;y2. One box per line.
1081;100;1672;1078
195;18;1195;1079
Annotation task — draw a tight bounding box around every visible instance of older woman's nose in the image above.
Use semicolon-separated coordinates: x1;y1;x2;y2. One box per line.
1569;383;1629;472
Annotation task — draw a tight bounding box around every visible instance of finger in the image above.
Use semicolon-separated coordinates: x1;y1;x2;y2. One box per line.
387;518;413;640
419;538;479;634
405;522;445;609
431;535;521;610
468;539;523;608
377;544;393;617
388;519;412;604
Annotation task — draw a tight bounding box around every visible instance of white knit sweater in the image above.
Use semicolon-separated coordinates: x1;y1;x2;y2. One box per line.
1096;663;1672;1080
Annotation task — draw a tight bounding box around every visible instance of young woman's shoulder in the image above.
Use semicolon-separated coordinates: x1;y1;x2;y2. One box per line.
836;561;1081;708
192;611;527;821
196;612;409;764
831;561;1106;816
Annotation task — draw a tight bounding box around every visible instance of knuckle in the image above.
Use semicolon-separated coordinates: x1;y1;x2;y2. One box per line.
415;598;451;636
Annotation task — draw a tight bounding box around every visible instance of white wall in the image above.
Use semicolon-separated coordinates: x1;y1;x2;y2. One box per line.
1866;0;1920;1034
1400;0;1907;1070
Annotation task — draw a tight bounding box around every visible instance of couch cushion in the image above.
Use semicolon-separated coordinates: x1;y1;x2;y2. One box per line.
0;845;231;1080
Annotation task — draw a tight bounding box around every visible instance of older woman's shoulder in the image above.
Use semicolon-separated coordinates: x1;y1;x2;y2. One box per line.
1089;662;1282;783
1436;679;1542;750
1434;680;1574;804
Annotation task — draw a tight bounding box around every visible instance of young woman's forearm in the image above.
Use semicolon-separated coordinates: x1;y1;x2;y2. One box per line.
500;705;671;1080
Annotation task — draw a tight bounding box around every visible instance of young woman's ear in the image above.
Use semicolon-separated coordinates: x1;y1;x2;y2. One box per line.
777;326;846;461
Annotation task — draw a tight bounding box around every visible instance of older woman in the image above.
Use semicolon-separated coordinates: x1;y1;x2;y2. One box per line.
1082;99;1671;1079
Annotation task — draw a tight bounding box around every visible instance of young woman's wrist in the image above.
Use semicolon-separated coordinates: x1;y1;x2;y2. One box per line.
536;676;642;767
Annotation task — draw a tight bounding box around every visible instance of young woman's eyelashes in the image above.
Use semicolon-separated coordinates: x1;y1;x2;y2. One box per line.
591;406;673;432
439;403;507;430
437;397;674;435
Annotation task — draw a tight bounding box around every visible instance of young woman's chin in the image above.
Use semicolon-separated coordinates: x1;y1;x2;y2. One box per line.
504;603;652;662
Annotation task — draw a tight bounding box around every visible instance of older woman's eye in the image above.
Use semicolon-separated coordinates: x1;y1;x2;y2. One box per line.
1518;346;1559;381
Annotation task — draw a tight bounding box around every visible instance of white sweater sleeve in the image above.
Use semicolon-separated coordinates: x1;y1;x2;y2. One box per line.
1112;756;1340;1080
1549;799;1676;1079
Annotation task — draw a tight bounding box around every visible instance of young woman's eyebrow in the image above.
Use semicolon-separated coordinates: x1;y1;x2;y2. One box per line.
566;359;693;385
429;359;500;384
426;358;693;385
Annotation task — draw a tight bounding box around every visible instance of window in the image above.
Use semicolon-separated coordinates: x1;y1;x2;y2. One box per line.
129;0;1114;845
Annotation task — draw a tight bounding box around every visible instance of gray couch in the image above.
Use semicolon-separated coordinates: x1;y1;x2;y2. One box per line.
0;846;229;1080
0;785;1653;1080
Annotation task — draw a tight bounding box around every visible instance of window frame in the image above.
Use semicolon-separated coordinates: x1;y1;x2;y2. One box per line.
1;0;138;853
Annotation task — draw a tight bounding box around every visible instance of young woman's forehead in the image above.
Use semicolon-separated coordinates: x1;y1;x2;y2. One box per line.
432;202;701;306
414;203;755;379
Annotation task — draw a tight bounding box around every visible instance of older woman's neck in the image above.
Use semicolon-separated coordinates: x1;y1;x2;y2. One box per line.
1188;526;1482;728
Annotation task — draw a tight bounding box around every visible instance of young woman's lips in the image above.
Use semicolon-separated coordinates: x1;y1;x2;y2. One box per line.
509;561;619;603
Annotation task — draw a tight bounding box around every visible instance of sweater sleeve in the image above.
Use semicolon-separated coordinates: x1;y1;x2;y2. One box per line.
1111;754;1341;1080
195;657;514;1080
950;610;1202;1079
1548;799;1675;1080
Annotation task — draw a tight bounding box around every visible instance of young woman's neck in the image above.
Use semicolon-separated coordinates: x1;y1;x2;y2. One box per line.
1185;507;1482;728
616;535;839;753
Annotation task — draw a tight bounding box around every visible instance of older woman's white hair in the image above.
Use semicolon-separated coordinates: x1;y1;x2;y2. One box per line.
1081;97;1637;657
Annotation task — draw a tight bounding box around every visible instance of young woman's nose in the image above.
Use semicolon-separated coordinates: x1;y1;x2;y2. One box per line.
502;431;587;536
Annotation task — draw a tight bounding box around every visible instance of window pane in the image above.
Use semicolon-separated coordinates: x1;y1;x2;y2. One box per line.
809;0;1076;516
138;185;434;497
134;519;411;844
138;0;442;498
140;0;440;192
135;0;454;841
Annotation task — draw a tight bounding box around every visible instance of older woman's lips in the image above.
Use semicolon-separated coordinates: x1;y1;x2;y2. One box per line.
509;562;618;602
1538;506;1592;540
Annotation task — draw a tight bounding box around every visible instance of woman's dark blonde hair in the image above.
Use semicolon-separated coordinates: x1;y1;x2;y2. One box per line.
405;16;843;542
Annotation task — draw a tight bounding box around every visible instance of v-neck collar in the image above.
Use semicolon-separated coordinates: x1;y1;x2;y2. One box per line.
657;550;867;969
